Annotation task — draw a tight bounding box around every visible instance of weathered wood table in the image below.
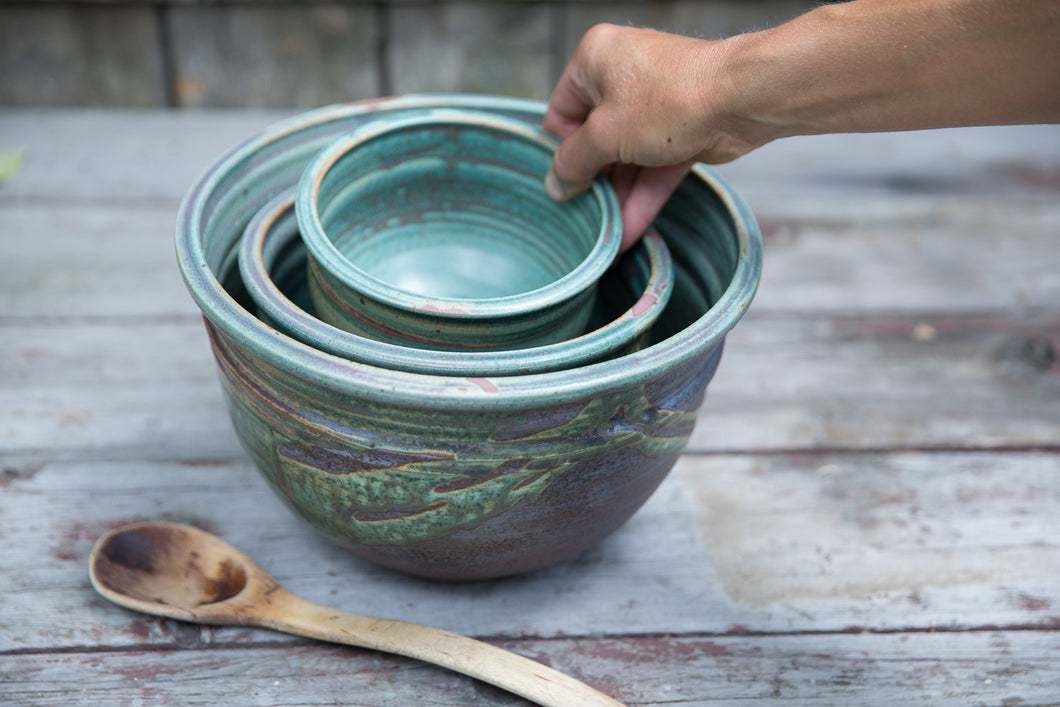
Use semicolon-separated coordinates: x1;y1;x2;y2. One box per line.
2;111;1058;706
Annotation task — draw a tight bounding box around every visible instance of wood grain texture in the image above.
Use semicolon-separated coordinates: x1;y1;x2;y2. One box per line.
166;4;380;108
3;312;1058;460
0;4;166;107
1;111;1058;706
4;632;1058;706
386;2;556;99
3;452;1057;653
1;112;1055;203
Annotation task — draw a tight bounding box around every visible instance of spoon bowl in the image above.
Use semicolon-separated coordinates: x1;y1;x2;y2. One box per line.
90;521;256;622
89;521;624;707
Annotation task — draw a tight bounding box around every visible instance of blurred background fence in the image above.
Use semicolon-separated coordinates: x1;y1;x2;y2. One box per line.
1;1;821;108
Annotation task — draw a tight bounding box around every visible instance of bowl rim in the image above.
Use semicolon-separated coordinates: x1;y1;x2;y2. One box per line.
296;108;622;317
239;188;673;376
175;93;762;410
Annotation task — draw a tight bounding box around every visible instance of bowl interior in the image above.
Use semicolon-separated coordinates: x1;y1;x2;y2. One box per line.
188;94;759;408
309;113;610;301
236;190;676;376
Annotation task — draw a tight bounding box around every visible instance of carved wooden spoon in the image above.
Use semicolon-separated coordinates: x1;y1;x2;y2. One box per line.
89;521;624;707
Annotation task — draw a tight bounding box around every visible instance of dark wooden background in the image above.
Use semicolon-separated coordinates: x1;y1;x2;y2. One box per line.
1;1;821;108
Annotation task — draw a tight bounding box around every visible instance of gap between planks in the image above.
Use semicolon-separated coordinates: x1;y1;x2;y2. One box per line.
5;622;1060;660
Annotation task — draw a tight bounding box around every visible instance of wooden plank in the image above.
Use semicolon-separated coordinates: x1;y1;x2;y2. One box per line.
0;110;290;205
0;5;165;107
386;2;556;100
2;311;1058;459
3;630;1058;706
2;196;1058;323
1;110;1056;206
3;452;1056;653
0;206;197;319
694;309;1060;452
166;4;380;108
750;203;1060;313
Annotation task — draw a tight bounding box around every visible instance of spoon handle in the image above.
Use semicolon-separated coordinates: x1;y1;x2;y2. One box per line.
256;587;625;707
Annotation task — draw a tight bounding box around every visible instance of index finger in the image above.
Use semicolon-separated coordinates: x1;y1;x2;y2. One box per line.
543;63;594;140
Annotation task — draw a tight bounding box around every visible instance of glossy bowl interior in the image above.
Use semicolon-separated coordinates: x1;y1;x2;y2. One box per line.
297;109;621;351
176;94;761;580
239;189;673;376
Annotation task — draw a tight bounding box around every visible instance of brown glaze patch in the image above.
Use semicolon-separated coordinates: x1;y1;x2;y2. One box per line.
466;377;499;394
607;406;695;440
280;445;454;475
433;458;531;493
491;400;591;441
630;293;657;317
351;501;448;523
418;302;470;315
644;344;723;412
512;465;563;492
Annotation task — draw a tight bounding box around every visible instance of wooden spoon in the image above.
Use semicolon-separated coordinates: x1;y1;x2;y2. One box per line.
89;521;624;707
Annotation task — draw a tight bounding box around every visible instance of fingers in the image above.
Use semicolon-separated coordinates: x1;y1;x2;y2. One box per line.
620;164;690;251
542;71;592;141
544;114;616;201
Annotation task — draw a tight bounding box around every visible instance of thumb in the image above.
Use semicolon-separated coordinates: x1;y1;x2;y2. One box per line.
544;118;615;202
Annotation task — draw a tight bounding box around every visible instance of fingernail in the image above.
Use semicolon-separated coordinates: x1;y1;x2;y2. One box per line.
544;167;579;201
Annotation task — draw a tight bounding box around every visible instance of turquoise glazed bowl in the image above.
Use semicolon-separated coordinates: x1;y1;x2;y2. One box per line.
297;109;621;351
175;94;761;581
238;189;673;376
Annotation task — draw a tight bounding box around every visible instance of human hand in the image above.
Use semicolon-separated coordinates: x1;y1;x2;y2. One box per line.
543;24;769;251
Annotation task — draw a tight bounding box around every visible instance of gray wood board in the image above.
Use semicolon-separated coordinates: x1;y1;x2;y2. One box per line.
4;631;1058;706
0;5;166;107
2;311;1059;460
3;198;1059;320
1;111;1057;205
3;452;1057;652
166;4;381;108
386;2;557;100
2;111;1058;706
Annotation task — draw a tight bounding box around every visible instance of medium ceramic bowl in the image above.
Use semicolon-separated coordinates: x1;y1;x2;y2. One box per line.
238;189;673;376
175;94;761;581
296;109;621;351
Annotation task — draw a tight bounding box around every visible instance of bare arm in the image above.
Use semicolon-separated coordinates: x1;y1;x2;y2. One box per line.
544;0;1060;250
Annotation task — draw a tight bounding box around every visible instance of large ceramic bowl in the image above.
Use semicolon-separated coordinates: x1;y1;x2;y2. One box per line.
175;94;761;581
297;109;621;351
239;189;673;376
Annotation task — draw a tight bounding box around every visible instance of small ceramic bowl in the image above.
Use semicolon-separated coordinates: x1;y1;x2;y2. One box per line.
296;108;621;351
239;190;672;376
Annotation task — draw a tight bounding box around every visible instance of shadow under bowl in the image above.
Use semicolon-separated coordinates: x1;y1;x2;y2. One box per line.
176;94;761;581
239;189;673;376
297;108;621;351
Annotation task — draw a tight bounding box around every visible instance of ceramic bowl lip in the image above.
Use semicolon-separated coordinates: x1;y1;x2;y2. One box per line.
239;188;673;376
295;108;622;318
175;93;762;410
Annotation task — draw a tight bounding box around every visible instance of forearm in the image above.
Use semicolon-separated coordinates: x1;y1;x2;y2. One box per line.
543;0;1059;244
722;0;1060;140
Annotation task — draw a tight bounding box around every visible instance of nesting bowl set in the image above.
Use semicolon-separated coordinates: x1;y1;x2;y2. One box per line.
176;94;762;580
